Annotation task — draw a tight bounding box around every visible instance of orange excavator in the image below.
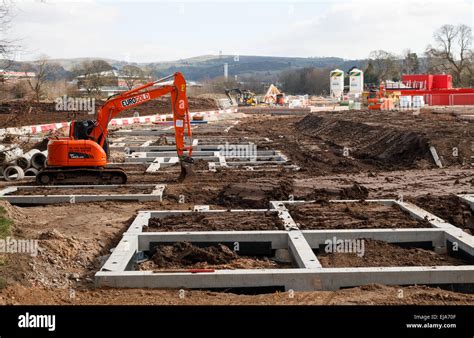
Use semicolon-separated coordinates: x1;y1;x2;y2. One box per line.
36;72;194;185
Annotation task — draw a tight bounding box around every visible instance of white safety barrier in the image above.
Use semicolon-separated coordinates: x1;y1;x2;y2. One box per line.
0;108;239;137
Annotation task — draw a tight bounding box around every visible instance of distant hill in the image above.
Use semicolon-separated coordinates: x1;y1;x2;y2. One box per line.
146;55;367;80
2;55;367;81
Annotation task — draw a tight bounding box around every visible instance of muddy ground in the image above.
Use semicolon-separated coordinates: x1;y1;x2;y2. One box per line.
230;110;472;175
0;108;472;305
409;194;474;234
289;202;430;229
147;211;284;231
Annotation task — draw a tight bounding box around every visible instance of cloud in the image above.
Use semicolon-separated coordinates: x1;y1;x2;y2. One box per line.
252;0;473;59
13;0;121;60
9;0;474;62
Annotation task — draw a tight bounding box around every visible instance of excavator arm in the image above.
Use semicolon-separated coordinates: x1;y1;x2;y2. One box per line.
86;72;193;158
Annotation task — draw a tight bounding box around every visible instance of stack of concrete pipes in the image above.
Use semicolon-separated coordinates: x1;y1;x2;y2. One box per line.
0;145;47;181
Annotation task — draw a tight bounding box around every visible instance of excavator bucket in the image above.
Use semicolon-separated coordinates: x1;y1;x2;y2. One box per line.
178;157;195;182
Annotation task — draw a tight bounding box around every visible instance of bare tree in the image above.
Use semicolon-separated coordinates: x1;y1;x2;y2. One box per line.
203;76;239;93
121;65;145;89
402;50;420;74
75;60;115;98
140;65;156;81
426;24;473;86
25;56;50;103
367;50;401;82
0;0;13;60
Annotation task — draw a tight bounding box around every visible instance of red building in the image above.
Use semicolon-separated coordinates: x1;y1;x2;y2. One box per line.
387;74;474;106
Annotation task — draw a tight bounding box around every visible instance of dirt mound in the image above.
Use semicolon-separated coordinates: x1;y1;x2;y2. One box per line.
340;183;369;200
151;242;237;268
32;229;102;288
296;115;432;170
38;229;65;240
0;200;28;224
216;178;293;208
318;239;470;267
296;183;369;202
145;241;286;270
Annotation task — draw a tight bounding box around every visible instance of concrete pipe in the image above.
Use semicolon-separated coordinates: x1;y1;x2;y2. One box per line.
31;150;48;169
24;167;39;177
15;149;41;170
4;165;25;181
0;146;23;164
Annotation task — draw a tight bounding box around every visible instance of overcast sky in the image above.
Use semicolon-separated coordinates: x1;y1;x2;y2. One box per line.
10;0;474;62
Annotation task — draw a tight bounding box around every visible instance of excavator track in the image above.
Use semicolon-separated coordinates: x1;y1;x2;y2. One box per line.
36;167;127;185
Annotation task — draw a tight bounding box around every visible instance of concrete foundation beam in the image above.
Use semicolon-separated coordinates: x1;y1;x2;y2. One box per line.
95;201;474;291
288;231;322;268
96;266;474;291
302;228;446;249
0;184;165;205
137;231;289;250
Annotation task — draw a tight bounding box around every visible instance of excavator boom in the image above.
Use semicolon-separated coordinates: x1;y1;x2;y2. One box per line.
37;72;194;185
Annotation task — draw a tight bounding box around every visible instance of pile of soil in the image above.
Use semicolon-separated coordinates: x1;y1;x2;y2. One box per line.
228;111;472;175
318;239;470;267
216;178;294;208
296;115;432;170
340;183;369;200
289;202;430;229
142;241;285;270
151;242;237;267
0;200;28;224
146;211;284;232
410;194;474;234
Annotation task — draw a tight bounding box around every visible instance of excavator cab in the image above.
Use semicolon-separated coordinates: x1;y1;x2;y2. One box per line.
69;120;111;158
70;120;94;140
